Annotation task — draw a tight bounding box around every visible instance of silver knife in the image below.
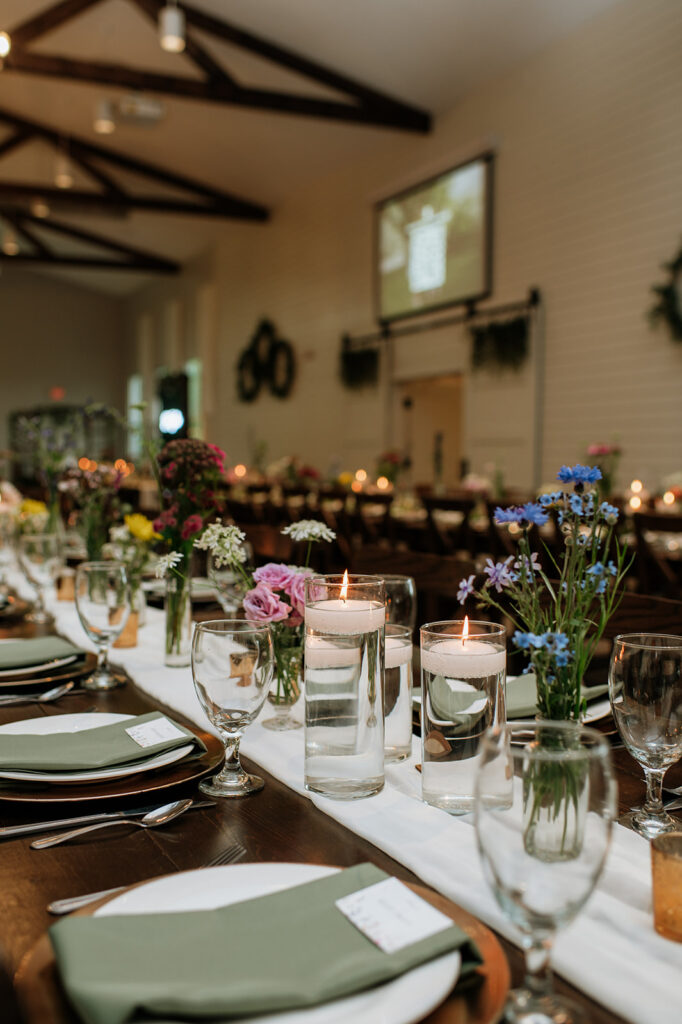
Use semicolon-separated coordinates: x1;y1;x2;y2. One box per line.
0;799;215;840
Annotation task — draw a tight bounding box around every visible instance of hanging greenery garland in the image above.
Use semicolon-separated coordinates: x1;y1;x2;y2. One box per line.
267;338;296;398
649;241;682;342
236;348;261;402
470;316;529;371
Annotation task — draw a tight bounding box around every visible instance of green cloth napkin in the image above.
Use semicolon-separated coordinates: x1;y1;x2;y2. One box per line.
428;677;488;732
0;636;86;671
50;863;482;1024
506;674;609;718
0;712;205;773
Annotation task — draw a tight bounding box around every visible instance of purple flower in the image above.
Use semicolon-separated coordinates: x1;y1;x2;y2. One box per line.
285;569;313;617
457;574;476;604
253;562;296;591
514;552;541;576
484;558;514;593
557;464;602;486
243;582;291;623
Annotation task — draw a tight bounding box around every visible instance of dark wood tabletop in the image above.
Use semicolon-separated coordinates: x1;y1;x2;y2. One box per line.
1;617;675;1024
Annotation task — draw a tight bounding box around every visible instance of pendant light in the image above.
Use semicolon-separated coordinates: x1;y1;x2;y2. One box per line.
2;227;18;256
159;1;186;53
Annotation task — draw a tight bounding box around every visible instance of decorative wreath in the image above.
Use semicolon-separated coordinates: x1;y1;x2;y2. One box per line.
236;319;296;402
649;241;682;342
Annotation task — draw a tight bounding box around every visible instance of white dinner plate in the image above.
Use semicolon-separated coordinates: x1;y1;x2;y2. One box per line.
97;863;462;1024
0;713;194;784
0;654;78;679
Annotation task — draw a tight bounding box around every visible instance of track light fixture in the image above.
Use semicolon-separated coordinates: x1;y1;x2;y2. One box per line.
159;1;186;53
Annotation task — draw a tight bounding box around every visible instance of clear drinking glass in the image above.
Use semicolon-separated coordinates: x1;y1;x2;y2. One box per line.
380;574;417;630
304;574;385;799
206;551;241;614
384;623;414;763
0;512;17;594
18;532;62;624
75;562;129;690
475;721;616;1024
609;633;682;838
421;620;506;814
191;619;273;798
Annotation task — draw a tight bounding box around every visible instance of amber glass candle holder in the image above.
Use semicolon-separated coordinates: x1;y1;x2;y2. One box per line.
651;832;682;942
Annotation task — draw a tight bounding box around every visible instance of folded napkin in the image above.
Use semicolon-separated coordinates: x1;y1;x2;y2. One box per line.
0;636;86;671
50;863;482;1024
0;712;205;773
506;674;609;718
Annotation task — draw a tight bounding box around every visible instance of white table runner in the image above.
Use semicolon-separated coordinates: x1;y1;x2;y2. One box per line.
12;576;681;1024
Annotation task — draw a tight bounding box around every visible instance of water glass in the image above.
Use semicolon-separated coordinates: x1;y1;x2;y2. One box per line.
380;574;417;630
421;620;506;814
304;574;385;799
18;533;62;624
75;562;129;690
475;721;616;1024
206;551;241;614
0;512;17;593
609;633;682;838
384;623;413;762
192;619;273;797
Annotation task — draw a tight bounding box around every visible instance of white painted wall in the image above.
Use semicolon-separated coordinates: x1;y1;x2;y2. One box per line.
126;0;682;492
0;267;126;455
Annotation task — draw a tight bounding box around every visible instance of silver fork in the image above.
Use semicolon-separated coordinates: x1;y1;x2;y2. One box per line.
46;839;248;915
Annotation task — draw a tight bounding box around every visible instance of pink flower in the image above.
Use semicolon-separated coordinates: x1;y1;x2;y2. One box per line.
243;583;291;623
253;562;296;591
181;514;203;540
285;569;313;617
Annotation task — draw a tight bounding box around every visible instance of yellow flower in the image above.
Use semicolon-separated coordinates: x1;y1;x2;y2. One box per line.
124;513;159;543
338;472;353;487
20;499;48;518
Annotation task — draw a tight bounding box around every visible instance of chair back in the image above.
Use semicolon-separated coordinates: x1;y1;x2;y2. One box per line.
633;511;682;598
422;495;476;555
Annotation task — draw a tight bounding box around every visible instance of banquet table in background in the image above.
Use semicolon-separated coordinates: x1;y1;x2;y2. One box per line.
1;573;681;1024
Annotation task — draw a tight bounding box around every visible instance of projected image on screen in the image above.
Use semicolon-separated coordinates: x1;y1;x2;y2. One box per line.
377;156;491;322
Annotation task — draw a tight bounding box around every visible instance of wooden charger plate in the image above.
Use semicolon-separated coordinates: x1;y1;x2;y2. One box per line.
0;653;97;692
16;876;510;1024
0;724;223;805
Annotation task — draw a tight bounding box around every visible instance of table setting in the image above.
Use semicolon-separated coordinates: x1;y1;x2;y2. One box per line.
0;464;681;1024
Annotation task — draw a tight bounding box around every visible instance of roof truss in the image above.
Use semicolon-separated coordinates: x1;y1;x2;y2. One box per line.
3;0;431;133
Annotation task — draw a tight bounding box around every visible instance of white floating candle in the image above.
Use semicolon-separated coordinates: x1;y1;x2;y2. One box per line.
305;636;362;669
385;635;413;670
421;638;505;678
305;599;385;635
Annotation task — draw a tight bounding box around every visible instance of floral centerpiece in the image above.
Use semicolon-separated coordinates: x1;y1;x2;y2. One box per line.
106;513;159;645
17;498;49;534
15;413;78;532
60;463;124;560
457;464;630;722
586;442;621;497
196;518;336;730
152;439;227;666
376;451;403;486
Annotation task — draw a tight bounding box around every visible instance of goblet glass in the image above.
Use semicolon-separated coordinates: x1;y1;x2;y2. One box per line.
380;574;417;631
609;633;682;838
18;533;62;624
475;721;615;1024
75;562;129;690
191;619;273;797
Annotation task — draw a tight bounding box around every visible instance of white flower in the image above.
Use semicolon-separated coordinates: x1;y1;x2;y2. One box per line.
154;552;183;578
109;524;130;543
194;522;247;568
281;519;336;543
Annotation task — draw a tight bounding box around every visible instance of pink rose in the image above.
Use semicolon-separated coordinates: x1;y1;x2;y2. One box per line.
285;569;313;617
253;562;296;591
181;514;204;540
243;582;291;623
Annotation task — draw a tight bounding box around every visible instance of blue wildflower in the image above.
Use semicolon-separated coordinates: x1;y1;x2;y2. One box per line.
576;533;589;546
595;579;607;595
586;562;605;577
599;502;619;524
457;574;476;605
557;464;602;486
495;503;548;527
539;491;563;507
556;650;571;667
513;631;533;650
483;558;514;593
607;560;618;576
569;494;584;515
494;506;523;524
520;502;549;526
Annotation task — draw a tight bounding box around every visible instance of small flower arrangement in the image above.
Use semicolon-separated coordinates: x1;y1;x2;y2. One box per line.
60;463;124;560
376;451;403;485
196;519;336;727
107;513;160;605
17;498;49;533
586;442;621;496
457;464;630;721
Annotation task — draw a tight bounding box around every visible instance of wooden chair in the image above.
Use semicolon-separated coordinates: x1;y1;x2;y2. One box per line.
633;511;682;599
352;492;394;545
422;495;476;556
583;590;682;684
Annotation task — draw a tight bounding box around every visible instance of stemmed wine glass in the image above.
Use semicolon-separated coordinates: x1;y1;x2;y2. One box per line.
475;721;615;1024
18;533;62;624
191;619;273;797
75;562;129;690
609;633;682;838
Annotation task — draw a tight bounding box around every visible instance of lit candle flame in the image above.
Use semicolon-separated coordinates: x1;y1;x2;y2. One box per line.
461;616;469;646
340;569;349;602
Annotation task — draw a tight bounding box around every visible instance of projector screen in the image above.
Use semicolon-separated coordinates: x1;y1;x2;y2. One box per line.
376;154;493;323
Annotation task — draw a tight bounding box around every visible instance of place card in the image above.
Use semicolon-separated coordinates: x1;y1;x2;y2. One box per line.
336;877;453;954
125;716;187;748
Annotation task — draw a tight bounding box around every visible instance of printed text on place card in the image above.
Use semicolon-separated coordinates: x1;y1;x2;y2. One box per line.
336;878;453;954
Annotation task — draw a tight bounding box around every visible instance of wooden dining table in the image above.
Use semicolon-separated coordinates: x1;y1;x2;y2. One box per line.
0;615;676;1024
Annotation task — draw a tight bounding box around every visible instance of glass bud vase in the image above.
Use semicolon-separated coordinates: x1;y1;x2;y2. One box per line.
262;644;302;731
164;559;192;667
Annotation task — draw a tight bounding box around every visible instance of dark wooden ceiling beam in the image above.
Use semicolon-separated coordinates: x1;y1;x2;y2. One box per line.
0;252;176;270
130;0;238;88
68;144;127;197
8;0;106;48
0;181;232;217
3;49;428;131
0;208;53;258
0;104;269;220
0;129;34;159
